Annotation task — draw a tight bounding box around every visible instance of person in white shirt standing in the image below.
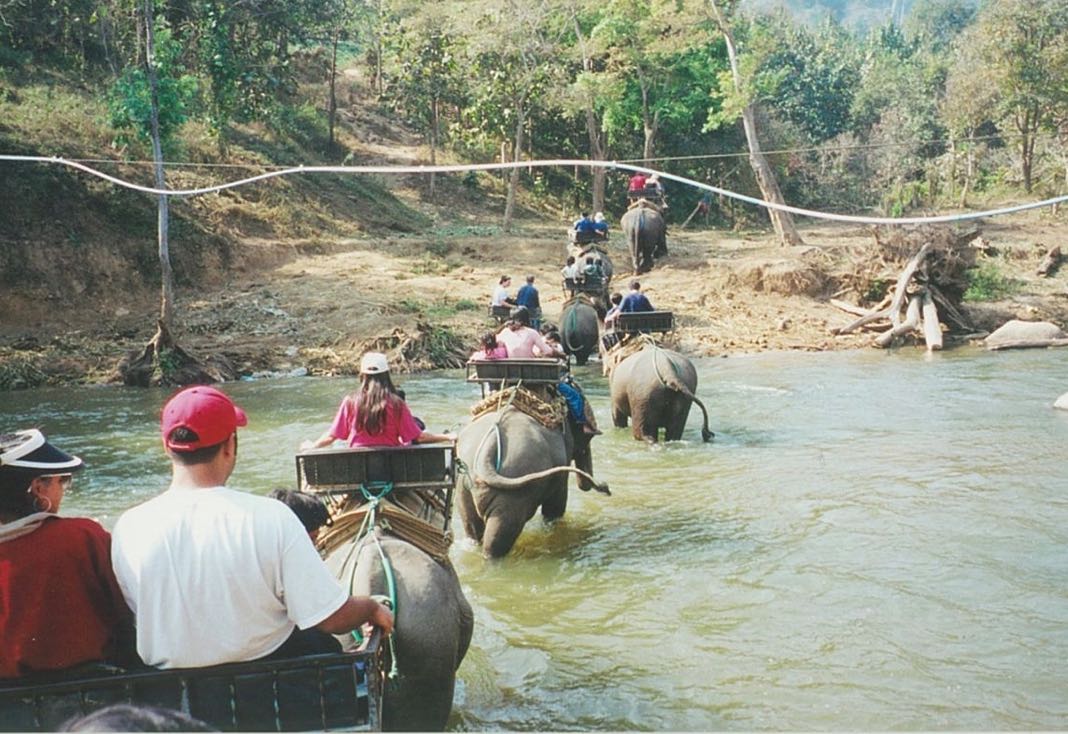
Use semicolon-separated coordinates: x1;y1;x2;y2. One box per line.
491;275;517;307
111;385;392;669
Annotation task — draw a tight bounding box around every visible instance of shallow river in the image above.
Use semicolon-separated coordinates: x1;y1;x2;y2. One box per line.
4;347;1068;730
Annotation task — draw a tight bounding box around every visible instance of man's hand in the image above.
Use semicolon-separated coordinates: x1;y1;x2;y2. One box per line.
370;602;394;635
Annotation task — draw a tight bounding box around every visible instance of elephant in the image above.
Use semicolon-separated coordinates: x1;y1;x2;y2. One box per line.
560;296;601;365
620;204;667;275
325;518;474;731
456;406;609;558
607;344;713;443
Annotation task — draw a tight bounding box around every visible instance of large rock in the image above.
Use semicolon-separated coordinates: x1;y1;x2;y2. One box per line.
984;320;1068;351
1055;392;1068;411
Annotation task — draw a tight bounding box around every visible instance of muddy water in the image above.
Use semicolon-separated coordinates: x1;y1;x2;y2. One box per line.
4;347;1068;730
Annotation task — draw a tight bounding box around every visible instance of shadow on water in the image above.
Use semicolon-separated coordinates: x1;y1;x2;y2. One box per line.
6;348;1068;730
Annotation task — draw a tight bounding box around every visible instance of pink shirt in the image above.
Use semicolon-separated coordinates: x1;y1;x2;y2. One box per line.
328;395;423;447
471;345;508;360
496;326;556;358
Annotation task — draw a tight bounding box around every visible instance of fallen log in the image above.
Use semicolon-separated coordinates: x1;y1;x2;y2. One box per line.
832;243;932;335
1037;246;1061;277
874;292;922;348
921;289;943;351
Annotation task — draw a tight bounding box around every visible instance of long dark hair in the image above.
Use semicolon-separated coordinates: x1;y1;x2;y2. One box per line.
354;372;403;435
0;470;36;519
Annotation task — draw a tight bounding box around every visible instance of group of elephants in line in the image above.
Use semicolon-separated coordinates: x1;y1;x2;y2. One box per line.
322;215;702;731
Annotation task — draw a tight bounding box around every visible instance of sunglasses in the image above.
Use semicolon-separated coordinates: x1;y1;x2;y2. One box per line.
38;473;73;490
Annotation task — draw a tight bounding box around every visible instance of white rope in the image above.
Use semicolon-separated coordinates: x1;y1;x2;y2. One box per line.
2;153;1066;226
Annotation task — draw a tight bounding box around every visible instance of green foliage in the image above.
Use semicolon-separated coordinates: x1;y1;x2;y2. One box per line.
964;262;1018;302
108;24;197;148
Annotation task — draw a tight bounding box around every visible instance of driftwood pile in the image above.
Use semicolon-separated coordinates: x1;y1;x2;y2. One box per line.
831;226;980;350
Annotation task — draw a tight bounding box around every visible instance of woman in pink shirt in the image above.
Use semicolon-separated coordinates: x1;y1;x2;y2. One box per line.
305;352;452;448
496;307;565;359
470;331;508;361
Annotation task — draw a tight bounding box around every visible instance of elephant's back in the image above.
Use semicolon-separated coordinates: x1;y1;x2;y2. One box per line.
615;346;695;392
562;301;598;334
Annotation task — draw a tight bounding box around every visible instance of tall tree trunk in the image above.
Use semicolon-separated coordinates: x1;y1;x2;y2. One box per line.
503;100;525;232
328;28;339;150
710;0;804;247
143;0;174;331
429;96;438;201
637;70;658;161
572;11;606;213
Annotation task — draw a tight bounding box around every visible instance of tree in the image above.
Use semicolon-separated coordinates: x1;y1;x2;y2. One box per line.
388;14;464;199
951;0;1068;192
708;0;804;246
457;0;562;230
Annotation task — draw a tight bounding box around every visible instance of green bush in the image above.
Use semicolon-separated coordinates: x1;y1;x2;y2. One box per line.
964;262;1017;301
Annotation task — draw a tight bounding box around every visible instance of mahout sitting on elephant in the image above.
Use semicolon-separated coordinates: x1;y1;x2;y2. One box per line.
604;338;713;443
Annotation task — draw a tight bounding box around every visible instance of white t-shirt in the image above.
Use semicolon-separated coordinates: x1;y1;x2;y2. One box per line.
491;284;511;307
111;485;348;668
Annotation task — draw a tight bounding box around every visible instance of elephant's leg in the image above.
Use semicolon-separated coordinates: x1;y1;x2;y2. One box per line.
540;477;568;521
664;397;693;442
457;486;484;543
576;349;589;366
482;512;525;559
612;394;629;428
631;402;660;443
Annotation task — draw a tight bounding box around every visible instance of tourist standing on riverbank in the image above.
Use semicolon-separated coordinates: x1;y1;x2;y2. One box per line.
111;385;393;669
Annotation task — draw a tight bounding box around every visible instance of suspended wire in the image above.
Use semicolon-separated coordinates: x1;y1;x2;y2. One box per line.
1;153;1066;227
27;130;1042;171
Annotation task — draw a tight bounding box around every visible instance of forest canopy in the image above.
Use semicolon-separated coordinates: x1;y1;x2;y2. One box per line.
1;0;1066;226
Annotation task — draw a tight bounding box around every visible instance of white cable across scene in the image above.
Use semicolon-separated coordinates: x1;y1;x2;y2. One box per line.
2;153;1066;227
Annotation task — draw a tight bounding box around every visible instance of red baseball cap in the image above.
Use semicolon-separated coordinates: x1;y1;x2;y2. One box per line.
161;385;248;452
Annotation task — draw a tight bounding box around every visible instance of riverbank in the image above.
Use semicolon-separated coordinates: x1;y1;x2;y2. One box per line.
1;210;1066;389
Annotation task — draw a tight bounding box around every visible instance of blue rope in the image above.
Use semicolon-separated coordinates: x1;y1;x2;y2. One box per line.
347;481;401;681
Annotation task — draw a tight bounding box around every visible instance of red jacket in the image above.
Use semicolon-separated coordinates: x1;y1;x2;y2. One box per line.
0;516;134;678
628;173;648;191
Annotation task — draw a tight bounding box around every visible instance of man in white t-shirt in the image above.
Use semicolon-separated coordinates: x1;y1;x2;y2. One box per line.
111;385;393;669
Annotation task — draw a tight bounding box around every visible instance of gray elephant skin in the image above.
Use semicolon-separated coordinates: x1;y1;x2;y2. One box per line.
620;206;666;274
609;345;713;442
560;298;601;365
325;533;473;731
457;407;606;558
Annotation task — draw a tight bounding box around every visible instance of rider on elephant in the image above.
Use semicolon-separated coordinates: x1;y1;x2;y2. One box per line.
496;307;564;358
620;280;654;313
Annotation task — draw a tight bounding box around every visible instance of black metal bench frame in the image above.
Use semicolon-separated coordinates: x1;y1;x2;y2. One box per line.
0;633;387;733
296;445;455;534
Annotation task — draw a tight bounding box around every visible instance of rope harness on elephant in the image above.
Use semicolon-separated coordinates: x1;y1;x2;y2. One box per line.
325;481;401;681
319;488;454;563
469;384;568;431
602;333;657;377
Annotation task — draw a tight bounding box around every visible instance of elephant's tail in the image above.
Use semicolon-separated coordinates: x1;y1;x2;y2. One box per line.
651;349;715;443
474;427;610;494
475;463;610;494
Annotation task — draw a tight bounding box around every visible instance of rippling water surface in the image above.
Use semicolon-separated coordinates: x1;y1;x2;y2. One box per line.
4;347;1068;730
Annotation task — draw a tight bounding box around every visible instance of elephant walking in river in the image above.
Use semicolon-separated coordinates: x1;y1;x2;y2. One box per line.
620;205;666;275
607;345;713;443
325;529;473;731
456;407;608;558
560;297;600;365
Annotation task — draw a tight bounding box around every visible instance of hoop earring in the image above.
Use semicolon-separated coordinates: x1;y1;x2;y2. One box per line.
31;494;53;513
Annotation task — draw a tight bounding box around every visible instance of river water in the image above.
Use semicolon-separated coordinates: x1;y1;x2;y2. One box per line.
4;347;1068;730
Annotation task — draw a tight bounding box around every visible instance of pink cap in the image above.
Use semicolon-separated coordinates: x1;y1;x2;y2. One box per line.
161;385;248;452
